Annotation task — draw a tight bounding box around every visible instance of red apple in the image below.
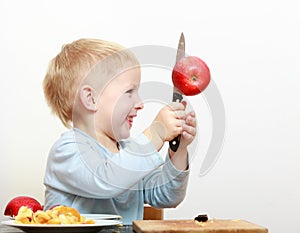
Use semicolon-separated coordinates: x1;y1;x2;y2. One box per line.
172;56;211;96
4;196;43;217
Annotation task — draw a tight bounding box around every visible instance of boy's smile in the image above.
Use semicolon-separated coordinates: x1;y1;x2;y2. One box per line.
127;114;136;129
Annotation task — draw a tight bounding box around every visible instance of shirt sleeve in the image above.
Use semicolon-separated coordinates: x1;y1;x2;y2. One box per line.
143;153;190;208
44;130;164;199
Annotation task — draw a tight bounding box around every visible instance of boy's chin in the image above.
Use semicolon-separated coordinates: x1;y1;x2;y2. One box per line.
116;132;131;141
112;125;131;141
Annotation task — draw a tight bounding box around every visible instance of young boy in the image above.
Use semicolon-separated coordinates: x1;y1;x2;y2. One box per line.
43;38;197;224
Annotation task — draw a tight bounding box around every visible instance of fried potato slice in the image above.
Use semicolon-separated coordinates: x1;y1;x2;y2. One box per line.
33;210;51;224
14;206;33;224
14;205;95;225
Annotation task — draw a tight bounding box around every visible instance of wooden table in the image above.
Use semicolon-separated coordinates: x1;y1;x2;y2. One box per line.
1;219;268;233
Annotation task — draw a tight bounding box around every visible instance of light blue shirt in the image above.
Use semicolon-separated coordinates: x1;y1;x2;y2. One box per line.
44;128;189;224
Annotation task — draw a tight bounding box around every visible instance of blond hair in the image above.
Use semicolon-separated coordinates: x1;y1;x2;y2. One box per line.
43;38;139;128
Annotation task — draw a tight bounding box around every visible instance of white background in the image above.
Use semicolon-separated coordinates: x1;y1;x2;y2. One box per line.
0;0;299;232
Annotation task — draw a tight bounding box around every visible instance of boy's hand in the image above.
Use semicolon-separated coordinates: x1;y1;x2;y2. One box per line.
179;110;197;147
168;110;197;171
154;101;187;141
143;101;187;151
143;101;197;171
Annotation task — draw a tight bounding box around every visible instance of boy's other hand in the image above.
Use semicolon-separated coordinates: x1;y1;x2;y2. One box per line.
180;110;197;147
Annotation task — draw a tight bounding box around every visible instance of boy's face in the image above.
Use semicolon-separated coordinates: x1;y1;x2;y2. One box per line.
95;67;143;141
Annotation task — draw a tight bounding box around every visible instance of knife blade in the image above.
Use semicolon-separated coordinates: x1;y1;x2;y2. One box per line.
169;33;185;152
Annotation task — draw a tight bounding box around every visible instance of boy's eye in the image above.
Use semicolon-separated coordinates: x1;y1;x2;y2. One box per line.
126;89;134;94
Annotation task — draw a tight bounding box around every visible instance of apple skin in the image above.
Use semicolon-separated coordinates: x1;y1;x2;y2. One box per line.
172;56;211;96
4;196;43;217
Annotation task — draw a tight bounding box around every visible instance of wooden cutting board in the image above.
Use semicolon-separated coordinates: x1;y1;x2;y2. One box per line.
132;219;268;233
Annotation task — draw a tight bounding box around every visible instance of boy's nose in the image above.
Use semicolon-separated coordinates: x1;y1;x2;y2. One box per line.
135;101;144;110
135;96;144;110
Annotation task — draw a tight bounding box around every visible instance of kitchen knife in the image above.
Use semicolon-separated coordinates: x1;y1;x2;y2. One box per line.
169;33;185;152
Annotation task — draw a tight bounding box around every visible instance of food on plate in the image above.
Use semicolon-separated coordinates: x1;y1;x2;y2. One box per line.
4;196;43;217
172;56;211;96
14;205;95;225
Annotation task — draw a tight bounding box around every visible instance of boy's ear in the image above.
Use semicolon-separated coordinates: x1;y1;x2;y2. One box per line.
79;85;97;112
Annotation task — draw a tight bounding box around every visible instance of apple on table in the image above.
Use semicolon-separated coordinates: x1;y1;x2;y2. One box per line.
4;196;43;217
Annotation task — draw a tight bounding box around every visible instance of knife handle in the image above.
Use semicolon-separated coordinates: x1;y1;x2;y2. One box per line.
172;92;183;103
169;135;181;152
169;92;183;152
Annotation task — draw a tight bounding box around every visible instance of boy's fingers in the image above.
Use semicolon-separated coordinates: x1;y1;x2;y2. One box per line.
174;110;186;120
183;124;196;136
188;110;196;117
178;119;185;127
187;117;196;126
186;113;196;126
181;100;187;109
182;131;193;140
169;102;185;111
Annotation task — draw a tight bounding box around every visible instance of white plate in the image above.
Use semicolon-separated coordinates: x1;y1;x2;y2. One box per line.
82;214;122;220
1;219;122;233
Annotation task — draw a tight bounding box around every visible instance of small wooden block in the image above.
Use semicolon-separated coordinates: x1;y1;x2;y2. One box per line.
143;205;164;220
